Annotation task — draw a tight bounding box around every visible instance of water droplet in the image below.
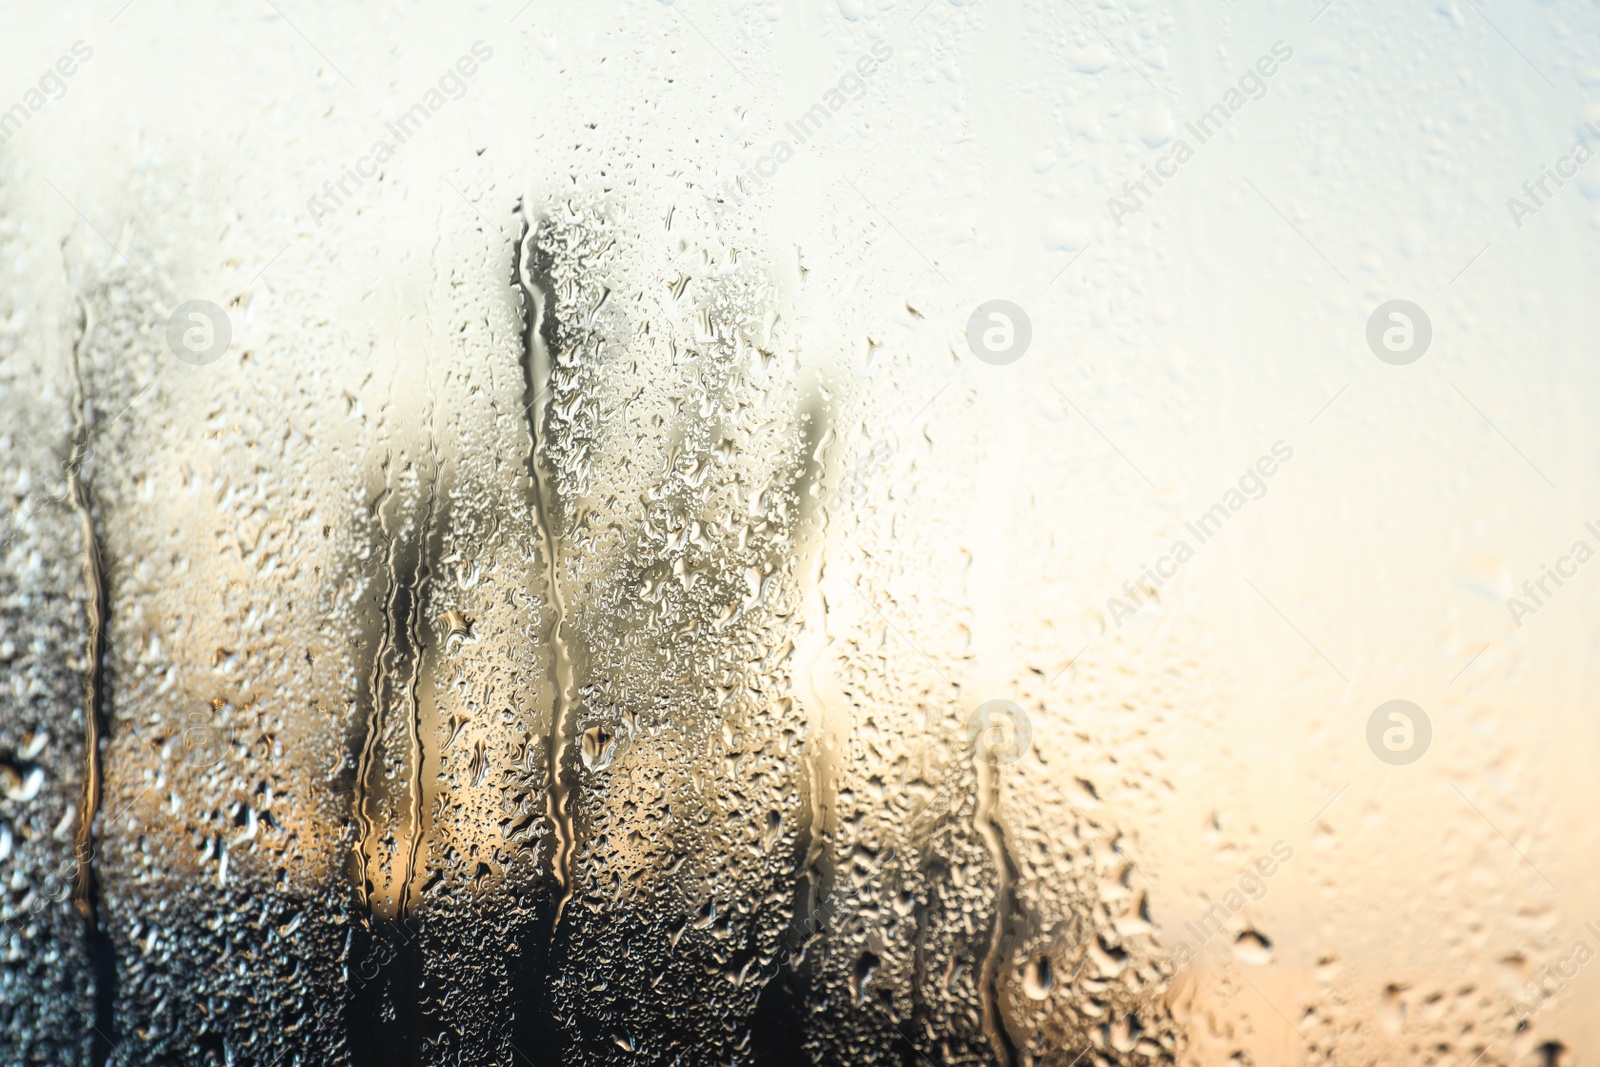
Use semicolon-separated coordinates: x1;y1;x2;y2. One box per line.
1022;956;1054;1000
1233;929;1273;966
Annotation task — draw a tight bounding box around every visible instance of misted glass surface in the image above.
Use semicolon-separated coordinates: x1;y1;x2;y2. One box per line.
2;1;1597;1064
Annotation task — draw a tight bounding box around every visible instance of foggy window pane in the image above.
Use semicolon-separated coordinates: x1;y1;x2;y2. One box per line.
1;2;1594;1065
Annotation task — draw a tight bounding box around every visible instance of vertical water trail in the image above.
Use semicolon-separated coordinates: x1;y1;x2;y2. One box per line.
752;396;838;1052
791;398;837;924
352;474;398;912
63;285;115;1064
346;456;435;1063
974;742;1020;1067
351;462;438;920
512;206;579;933
66;294;101;916
398;475;438;916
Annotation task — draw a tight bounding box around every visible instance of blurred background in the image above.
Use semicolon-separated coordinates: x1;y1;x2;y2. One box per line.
1;0;1597;1063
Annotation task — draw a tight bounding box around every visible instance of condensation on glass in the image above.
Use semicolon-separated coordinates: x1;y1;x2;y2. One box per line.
2;2;1596;1066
